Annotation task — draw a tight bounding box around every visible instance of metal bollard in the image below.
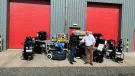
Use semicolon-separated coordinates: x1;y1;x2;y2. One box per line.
0;36;2;52
126;39;129;52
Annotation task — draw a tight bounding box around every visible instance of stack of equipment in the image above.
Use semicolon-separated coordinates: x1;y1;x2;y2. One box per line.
104;40;116;59
93;33;105;63
34;41;46;54
76;43;85;58
56;33;68;49
56;33;67;43
114;39;124;63
21;36;34;61
93;33;104;47
34;31;47;54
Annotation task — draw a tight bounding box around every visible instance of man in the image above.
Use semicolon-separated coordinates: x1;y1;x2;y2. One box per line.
69;31;79;64
80;31;96;65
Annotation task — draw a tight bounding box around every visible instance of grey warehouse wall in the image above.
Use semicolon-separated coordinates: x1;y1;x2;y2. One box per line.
0;0;8;50
51;0;66;38
0;0;2;35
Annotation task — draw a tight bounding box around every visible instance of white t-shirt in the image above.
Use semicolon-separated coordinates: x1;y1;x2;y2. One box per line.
82;34;96;46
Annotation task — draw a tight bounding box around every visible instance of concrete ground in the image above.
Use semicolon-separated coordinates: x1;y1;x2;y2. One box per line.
1;67;135;76
0;49;135;67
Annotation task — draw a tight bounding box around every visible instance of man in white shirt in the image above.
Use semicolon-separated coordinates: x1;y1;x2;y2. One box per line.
80;31;96;65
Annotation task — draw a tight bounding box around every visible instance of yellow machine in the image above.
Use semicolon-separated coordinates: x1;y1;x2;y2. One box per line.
56;33;67;43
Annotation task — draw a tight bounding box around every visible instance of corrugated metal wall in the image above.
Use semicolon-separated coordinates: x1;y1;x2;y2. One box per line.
0;0;135;51
67;0;86;30
87;0;123;4
51;0;66;38
0;0;8;50
121;0;135;52
0;0;2;35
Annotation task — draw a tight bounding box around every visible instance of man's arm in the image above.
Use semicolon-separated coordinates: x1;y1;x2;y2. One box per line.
92;35;96;47
71;35;79;43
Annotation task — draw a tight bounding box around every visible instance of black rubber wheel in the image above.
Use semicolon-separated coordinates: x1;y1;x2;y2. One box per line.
99;59;103;63
21;56;24;60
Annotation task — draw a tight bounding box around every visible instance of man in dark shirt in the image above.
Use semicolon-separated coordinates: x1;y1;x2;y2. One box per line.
69;31;79;64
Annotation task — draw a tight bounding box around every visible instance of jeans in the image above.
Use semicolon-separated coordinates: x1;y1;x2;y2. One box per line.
70;46;76;63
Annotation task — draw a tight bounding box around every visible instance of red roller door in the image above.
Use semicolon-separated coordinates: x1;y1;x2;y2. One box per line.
9;0;50;49
86;3;120;42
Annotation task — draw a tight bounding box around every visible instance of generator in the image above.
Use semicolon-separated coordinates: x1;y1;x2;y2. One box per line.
33;31;47;54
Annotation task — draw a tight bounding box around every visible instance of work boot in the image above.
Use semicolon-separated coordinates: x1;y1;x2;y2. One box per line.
73;60;76;62
70;62;73;64
84;62;89;64
90;63;93;66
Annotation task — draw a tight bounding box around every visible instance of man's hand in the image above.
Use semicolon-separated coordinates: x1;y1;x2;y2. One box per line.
80;40;83;43
80;40;84;43
92;43;95;48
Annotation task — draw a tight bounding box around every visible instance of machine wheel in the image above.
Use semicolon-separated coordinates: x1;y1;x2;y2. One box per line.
47;53;52;60
28;58;30;61
44;51;47;55
21;56;24;60
28;56;31;61
99;59;103;63
80;55;83;59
